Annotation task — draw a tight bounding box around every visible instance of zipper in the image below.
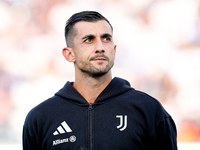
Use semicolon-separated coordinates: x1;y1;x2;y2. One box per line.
88;103;93;150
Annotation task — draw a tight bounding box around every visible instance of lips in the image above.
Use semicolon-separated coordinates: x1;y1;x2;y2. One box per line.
90;55;109;61
93;57;106;61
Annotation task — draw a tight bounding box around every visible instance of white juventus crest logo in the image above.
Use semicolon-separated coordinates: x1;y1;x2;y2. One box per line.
116;115;127;131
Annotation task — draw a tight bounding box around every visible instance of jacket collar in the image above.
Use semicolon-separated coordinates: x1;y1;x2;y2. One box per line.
55;77;132;105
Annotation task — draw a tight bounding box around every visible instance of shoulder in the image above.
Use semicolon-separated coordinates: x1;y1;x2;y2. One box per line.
126;88;159;103
24;95;61;126
125;89;171;118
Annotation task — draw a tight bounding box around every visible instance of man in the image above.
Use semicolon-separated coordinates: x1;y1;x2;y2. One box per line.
23;11;177;150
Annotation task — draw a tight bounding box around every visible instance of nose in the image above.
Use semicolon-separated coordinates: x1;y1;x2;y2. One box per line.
96;49;105;53
95;40;105;53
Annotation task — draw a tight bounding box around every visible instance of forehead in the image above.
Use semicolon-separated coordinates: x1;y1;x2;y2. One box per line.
73;20;113;37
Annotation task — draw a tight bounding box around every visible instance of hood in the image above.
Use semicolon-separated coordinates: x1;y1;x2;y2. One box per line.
55;77;133;105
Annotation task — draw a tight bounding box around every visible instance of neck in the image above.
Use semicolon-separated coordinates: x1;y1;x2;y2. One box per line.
74;71;112;103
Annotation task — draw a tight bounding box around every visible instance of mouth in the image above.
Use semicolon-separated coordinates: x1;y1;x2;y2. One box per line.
93;57;107;61
90;55;109;61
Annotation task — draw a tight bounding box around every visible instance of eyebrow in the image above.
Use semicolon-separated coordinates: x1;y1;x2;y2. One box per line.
81;33;112;40
102;33;112;39
81;34;95;40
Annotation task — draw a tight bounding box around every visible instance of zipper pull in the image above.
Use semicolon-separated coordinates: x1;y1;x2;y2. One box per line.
89;103;93;110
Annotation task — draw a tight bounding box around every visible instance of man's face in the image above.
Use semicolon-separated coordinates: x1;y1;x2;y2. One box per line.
72;20;116;77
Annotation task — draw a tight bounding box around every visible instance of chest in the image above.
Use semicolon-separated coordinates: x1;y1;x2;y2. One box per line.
39;103;147;150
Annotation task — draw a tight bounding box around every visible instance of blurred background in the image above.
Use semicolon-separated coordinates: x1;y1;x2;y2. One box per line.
0;0;200;149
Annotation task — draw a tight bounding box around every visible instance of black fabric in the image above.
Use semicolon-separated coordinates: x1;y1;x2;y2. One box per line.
23;77;177;150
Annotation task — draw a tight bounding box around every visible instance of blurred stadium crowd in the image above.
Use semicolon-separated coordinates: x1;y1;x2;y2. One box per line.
0;0;200;144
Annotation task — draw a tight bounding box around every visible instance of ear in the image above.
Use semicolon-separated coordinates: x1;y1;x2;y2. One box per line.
114;44;117;55
62;47;75;62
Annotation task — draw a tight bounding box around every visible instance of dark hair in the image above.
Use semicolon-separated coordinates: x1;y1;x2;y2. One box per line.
64;11;113;47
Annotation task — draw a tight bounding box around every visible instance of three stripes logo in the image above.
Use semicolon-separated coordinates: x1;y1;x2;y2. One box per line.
116;115;127;131
53;121;72;135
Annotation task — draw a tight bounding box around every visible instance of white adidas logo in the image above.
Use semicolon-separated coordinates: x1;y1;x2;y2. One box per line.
53;121;72;135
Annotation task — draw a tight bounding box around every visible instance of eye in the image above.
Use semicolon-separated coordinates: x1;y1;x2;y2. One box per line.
85;38;92;42
102;34;112;42
104;37;111;42
84;36;94;43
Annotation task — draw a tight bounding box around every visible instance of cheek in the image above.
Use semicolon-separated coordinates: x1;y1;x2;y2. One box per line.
110;49;116;61
108;46;116;56
74;51;90;63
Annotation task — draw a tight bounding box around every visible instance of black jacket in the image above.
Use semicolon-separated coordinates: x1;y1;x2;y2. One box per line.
23;77;177;150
